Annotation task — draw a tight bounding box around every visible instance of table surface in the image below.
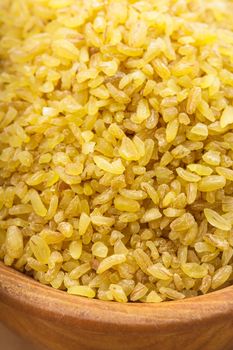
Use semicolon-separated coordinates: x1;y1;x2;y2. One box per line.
0;323;45;350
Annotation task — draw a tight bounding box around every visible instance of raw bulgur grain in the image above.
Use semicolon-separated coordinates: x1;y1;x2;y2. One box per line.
1;0;233;302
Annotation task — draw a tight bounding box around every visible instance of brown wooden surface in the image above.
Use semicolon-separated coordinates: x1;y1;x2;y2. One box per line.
0;262;233;350
0;323;45;350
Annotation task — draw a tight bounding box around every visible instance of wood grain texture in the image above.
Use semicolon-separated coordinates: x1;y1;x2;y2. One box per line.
0;323;45;350
0;262;233;350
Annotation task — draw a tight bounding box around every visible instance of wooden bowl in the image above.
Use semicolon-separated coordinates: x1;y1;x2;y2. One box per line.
0;262;233;350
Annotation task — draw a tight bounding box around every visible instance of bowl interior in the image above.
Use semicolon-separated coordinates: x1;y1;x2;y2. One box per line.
1;262;233;333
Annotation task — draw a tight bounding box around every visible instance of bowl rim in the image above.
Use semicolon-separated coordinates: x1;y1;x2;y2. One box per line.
1;262;233;335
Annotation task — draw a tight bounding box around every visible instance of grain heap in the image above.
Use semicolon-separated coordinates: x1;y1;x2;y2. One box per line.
1;0;233;302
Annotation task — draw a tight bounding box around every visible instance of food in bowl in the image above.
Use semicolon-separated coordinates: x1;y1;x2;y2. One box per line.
0;0;233;303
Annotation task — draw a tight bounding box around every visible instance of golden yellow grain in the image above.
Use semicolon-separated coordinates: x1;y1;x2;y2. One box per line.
1;0;233;303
